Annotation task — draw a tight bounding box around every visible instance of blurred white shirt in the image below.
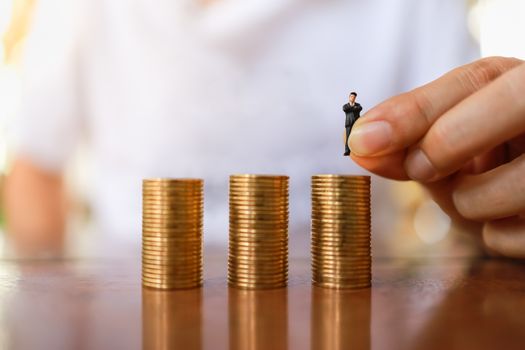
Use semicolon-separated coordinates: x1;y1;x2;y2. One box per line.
14;0;478;243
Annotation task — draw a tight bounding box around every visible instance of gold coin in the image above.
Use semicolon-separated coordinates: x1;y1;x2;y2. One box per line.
311;250;371;257
142;277;202;286
228;216;288;223
311;206;370;213
312;269;371;276
142;265;202;274
229;240;288;248
313;266;371;273
141;195;202;201
142;241;201;247
142;224;203;230
229;205;288;212
230;226;288;232
142;234;202;240
142;233;202;239
311;203;369;208
312;260;372;268
311;236;371;243
311;234;370;240
142;246;201;253
141;257;202;265
310;191;370;197
229;185;287;191
142;254;201;262
311;247;371;254
142;261;201;269
142;224;202;230
313;274;371;282
142;187;202;192
227;278;287;285
228;248;287;255
142;269;202;278
142;248;202;255
227;283;287;290
142;271;202;279
141;274;201;281
228;277;287;285
312;174;370;180
142;283;202;290
312;257;371;265
313;277;371;285
228;260;287;268
311;234;370;241
143;178;203;184
141;283;202;290
142;231;202;237
142;203;202;210
311;248;371;254
227;272;287;281
141;276;202;284
230;174;288;181
311;197;369;202
311;184;369;189
142;253;201;260
142;210;202;216
229;195;287;201
312;282;370;289
311;224;370;230
142;214;202;220
142;234;201;240
229;228;288;235
311;219;370;226
229;239;288;246
227;278;287;286
142;240;201;246
229;246;288;253
312;230;370;236
142;274;201;282
228;266;288;273
142;221;202;227
228;254;287;262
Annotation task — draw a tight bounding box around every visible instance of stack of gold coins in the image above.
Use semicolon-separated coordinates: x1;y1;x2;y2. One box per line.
311;175;371;289
142;178;203;289
228;174;289;289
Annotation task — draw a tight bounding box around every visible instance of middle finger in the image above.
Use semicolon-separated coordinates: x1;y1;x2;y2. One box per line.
452;154;525;221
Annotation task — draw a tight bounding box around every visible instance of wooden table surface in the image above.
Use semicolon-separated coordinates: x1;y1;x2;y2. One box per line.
1;248;524;350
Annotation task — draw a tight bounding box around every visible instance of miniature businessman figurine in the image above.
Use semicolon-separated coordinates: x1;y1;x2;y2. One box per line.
343;92;362;156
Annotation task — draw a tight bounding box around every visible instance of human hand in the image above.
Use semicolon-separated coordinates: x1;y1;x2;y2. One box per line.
347;57;525;258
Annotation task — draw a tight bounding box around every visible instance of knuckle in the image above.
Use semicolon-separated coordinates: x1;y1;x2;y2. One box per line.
412;89;434;126
424;122;455;171
456;56;521;92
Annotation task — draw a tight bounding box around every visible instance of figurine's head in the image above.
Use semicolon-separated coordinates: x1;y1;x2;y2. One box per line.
349;92;357;103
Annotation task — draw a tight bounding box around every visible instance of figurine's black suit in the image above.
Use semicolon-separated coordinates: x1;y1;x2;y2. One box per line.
343;102;362;155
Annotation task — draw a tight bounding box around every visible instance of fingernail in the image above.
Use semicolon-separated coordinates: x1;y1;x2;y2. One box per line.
348;121;392;156
405;149;436;182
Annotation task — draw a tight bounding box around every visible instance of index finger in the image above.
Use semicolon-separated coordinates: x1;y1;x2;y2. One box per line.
349;57;522;179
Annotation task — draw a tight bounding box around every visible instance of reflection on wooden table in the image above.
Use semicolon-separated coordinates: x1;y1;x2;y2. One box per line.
311;287;371;350
0;252;525;349
229;288;288;350
142;288;203;350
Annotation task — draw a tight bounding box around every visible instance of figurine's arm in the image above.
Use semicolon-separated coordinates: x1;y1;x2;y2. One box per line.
343;104;351;113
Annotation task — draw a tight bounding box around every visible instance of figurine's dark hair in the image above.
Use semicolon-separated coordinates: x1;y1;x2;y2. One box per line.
350;92;357;97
